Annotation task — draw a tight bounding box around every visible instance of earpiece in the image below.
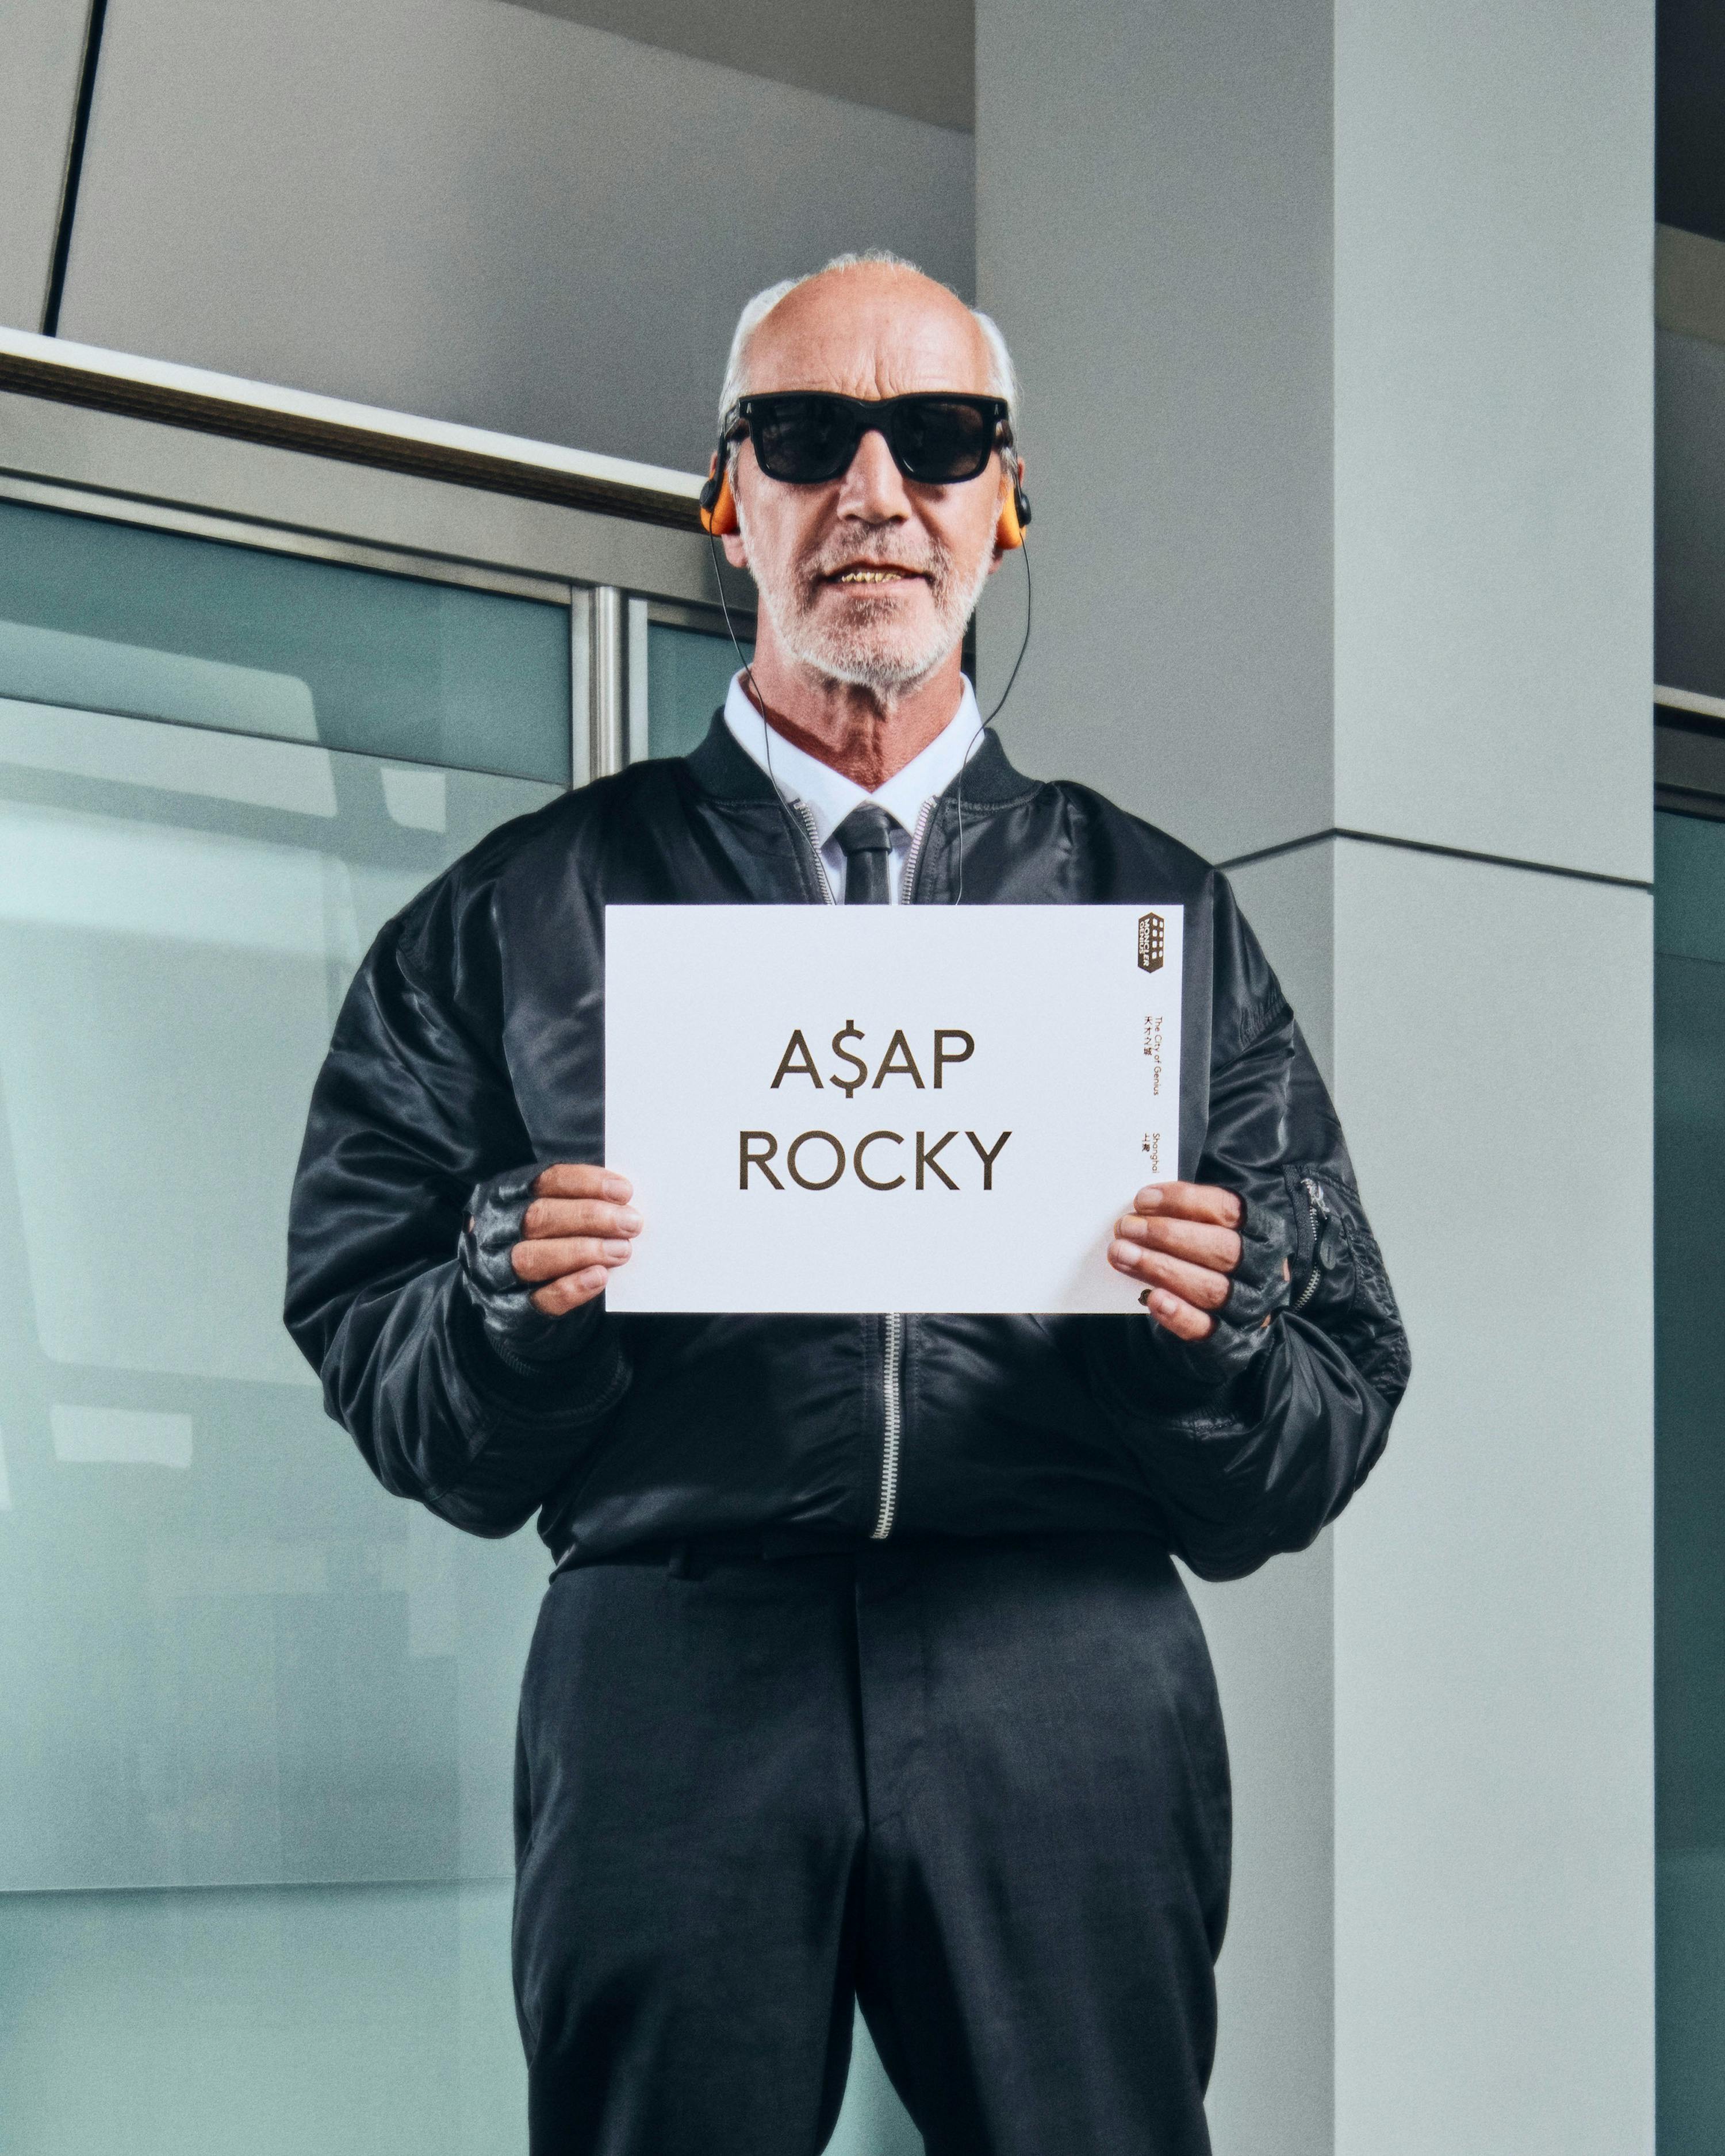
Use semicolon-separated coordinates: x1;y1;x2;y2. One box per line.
996;467;1032;551
698;452;739;537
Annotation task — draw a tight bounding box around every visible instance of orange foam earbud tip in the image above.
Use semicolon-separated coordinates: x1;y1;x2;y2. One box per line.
700;468;738;537
996;494;1025;550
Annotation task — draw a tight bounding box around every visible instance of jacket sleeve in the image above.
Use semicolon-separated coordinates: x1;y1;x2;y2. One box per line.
1079;879;1410;1582
283;876;628;1540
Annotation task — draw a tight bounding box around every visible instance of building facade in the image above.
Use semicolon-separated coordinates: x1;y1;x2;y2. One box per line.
0;1;1708;2150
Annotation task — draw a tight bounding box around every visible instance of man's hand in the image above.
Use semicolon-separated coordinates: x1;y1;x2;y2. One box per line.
1108;1183;1245;1341
509;1164;642;1314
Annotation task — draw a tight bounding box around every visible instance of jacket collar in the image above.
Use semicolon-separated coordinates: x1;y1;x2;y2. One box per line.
683;709;1035;814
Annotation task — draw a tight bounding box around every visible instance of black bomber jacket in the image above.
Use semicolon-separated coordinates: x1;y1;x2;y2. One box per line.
285;717;1409;1582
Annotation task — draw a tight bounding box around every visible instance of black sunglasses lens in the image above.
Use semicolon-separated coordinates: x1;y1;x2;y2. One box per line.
742;394;1002;484
749;397;861;483
889;398;998;482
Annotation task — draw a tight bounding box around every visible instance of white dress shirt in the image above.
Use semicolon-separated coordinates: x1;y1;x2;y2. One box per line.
722;673;985;901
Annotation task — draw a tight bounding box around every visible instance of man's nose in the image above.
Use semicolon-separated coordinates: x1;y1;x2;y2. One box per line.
833;428;911;523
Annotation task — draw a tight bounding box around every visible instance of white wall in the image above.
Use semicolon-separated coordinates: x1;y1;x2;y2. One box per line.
53;0;973;471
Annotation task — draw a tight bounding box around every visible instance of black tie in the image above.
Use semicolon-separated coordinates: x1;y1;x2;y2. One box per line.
833;804;895;905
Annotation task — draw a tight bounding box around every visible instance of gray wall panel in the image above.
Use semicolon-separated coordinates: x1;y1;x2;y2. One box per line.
1332;843;1654;2155
505;0;973;131
1184;1541;1335;2156
1333;0;1654;881
1190;837;1336;2155
977;0;1651;884
61;0;973;471
977;0;1654;2139
0;0;88;333
1226;840;1336;1088
974;0;1333;866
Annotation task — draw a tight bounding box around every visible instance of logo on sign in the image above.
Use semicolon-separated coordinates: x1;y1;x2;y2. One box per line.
1137;912;1165;975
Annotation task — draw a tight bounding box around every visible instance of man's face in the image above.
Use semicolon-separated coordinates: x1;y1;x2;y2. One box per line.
723;266;1011;695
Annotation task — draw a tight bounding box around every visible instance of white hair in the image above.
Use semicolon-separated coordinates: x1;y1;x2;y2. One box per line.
716;250;1021;451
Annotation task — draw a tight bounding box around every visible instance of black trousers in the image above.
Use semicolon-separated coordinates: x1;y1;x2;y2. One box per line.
512;1534;1230;2156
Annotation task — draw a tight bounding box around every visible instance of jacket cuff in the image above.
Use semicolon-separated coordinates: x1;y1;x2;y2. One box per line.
450;1284;628;1424
1087;1310;1279;1429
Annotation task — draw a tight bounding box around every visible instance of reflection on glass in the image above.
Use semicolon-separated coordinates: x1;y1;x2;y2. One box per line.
0;1883;521;2156
646;619;747;760
0;1882;917;2156
0;500;570;784
1656;808;1725;2155
0;697;557;1897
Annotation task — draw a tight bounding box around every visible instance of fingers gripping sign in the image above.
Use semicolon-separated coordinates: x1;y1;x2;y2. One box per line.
511;1164;643;1314
1108;1180;1282;1342
1107;1179;1295;1371
461;1162;642;1375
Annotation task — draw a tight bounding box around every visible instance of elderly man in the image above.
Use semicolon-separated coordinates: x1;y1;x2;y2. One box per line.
287;254;1408;2156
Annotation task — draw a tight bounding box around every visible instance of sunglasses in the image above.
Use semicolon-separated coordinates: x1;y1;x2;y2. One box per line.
724;393;1011;488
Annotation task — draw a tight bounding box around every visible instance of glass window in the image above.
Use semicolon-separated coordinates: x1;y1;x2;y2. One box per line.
0;693;557;2152
1656;806;1725;2155
645;617;747;760
0;499;570;785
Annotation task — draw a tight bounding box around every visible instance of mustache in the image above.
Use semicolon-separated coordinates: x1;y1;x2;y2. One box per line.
799;528;950;587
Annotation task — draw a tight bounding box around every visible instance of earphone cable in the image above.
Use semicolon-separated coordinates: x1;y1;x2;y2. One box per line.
707;532;812;881
954;532;1032;907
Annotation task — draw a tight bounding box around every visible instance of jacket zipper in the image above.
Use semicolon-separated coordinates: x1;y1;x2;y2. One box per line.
1292;1176;1330;1311
784;792;933;1544
870;799;937;1540
792;800;837;905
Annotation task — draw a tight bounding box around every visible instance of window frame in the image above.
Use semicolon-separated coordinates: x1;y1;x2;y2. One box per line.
0;356;755;787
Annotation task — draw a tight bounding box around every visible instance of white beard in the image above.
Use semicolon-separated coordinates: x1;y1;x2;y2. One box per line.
751;525;995;696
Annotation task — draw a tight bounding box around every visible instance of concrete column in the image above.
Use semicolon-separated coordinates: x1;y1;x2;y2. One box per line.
977;3;1654;2151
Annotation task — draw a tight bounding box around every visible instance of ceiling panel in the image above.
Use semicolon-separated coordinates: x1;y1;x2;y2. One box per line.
501;0;972;131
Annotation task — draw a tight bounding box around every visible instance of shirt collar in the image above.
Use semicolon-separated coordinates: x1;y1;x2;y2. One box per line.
722;674;984;848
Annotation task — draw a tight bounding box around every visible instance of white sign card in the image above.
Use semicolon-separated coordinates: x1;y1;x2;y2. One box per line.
603;904;1183;1314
